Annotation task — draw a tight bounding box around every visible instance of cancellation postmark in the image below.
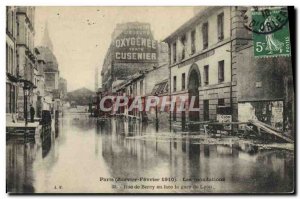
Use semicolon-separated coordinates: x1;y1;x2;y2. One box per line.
242;7;291;58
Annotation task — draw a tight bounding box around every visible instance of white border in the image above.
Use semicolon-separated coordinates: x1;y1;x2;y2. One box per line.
1;1;298;199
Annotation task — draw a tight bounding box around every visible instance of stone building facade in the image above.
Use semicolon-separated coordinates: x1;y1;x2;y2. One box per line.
114;62;169;122
6;6;67;123
164;6;294;134
6;6;18;122
15;6;36;120
101;22;159;94
164;7;235;124
6;6;45;122
34;51;46;118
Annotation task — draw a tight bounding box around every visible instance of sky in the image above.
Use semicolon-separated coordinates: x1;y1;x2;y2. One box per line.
34;7;196;92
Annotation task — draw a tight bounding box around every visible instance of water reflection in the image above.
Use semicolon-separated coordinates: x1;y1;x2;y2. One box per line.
7;138;39;193
6;115;294;193
98;118;294;193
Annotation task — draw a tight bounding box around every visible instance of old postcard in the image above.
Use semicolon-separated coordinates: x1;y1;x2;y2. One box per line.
6;6;295;194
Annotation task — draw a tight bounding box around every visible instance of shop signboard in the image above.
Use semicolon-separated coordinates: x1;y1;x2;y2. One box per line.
217;114;232;130
113;23;158;63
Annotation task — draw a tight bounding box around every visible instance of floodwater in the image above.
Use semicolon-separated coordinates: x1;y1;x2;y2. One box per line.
6;113;294;194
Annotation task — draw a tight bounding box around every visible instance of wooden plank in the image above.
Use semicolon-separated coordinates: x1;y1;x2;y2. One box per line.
186;121;249;125
209;122;250;125
249;120;294;143
186;121;210;125
254;120;282;133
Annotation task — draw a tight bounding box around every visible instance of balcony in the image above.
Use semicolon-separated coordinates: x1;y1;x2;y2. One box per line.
25;48;36;63
6;72;19;82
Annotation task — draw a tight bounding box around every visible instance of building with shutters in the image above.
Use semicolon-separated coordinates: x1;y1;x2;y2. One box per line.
15;6;37;121
164;7;235;125
6;6;18;122
164;6;294;135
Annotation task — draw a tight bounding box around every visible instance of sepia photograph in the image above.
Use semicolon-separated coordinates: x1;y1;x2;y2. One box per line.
5;5;295;194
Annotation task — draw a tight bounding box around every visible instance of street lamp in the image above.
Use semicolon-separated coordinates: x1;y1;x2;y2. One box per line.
23;82;30;126
154;93;159;132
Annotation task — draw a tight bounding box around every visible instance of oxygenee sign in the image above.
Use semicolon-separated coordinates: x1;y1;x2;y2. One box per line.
113;23;158;63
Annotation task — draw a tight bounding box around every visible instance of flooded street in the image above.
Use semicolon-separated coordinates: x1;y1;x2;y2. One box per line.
6;113;294;194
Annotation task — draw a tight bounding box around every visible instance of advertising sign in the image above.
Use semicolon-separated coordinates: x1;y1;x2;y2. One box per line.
113;23;158;63
217;114;232;130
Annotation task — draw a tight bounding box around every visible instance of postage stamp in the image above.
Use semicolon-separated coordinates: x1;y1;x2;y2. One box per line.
242;7;291;57
249;8;291;58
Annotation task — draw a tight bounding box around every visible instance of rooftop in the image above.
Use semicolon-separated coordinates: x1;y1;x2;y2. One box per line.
163;6;220;43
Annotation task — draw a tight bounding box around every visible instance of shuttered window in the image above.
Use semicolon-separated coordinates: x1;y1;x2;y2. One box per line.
202;22;208;49
217;12;224;41
218;60;225;83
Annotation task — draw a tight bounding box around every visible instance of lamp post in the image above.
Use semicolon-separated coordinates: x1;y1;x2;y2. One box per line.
155;94;159;132
23;83;30;126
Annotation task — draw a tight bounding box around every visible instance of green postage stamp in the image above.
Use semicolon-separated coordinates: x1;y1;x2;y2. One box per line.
250;8;291;58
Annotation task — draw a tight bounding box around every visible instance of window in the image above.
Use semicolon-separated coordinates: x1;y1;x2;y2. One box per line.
11;9;14;36
16;52;19;76
172;42;177;63
25;29;27;46
8;47;10;73
6;43;8;72
132;84;136;96
27;63;33;82
10;47;13;74
11;85;15;113
204;65;209;85
6;7;8;32
218;98;225;106
6;83;10;113
202;22;208;49
6;84;15;113
182;73;186;90
181;35;186;60
203;100;209;121
173;102;177;121
134;83;137;95
173;76;177;92
8;46;11;73
140;80;143;95
6;8;13;34
191;29;196;55
217;12;224;41
218;60;225;83
6;46;13;74
17;22;19;36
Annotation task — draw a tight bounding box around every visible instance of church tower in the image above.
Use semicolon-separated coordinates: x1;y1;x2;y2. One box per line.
41;21;53;51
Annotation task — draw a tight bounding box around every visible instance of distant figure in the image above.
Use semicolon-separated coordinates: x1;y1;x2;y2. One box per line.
30;105;35;123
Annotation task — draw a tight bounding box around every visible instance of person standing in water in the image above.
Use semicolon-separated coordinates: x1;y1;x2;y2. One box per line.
30;104;35;123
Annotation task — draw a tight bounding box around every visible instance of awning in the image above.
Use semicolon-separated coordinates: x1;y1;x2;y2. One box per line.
151;79;168;95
